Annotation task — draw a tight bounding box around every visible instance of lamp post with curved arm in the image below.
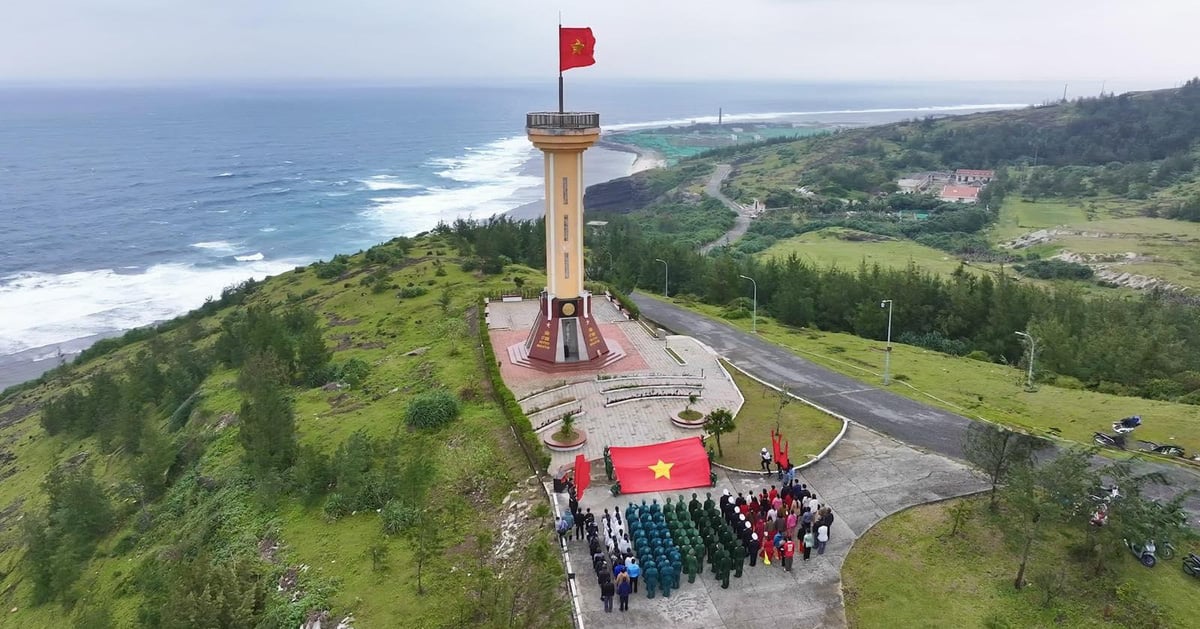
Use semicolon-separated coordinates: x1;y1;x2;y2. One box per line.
739;274;757;334
654;258;668;297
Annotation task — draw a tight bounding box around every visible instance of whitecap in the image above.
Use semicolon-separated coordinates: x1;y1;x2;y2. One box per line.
0;258;299;356
234;252;265;262
259;227;278;233
190;241;238;252
360;175;424;191
214;172;235;178
364;136;541;235
430;136;536;184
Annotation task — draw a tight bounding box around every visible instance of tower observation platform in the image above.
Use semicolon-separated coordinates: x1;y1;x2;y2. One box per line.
513;111;622;369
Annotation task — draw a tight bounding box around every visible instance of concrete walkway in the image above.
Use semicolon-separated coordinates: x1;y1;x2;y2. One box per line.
560;424;987;629
629;292;1200;524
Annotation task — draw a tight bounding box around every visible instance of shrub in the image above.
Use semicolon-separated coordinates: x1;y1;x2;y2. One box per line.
397;286;428;299
965;350;991;363
381;501;419;536
404;390;461;429
337;358;371;389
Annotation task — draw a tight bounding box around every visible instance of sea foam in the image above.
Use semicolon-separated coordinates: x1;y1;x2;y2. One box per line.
360;175;424;191
364;136;539;235
234;252;265;262
190;240;238;252
602;103;1031;132
0;259;298;356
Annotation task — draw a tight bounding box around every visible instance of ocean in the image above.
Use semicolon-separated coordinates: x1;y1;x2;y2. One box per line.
0;79;1128;386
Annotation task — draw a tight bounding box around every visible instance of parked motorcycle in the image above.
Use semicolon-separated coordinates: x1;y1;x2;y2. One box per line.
1094;432;1128;449
1137;440;1186;457
1112;415;1142;434
1184;553;1200;577
1125;538;1159;568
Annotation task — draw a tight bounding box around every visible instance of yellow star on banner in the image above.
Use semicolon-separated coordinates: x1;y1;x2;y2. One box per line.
649;459;674;480
571;39;585;55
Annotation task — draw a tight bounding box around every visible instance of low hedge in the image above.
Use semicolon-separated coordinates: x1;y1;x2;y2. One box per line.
477;304;551;471
607;287;640;320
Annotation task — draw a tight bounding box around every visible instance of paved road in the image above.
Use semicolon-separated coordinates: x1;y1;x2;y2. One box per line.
631;292;1200;523
700;165;753;254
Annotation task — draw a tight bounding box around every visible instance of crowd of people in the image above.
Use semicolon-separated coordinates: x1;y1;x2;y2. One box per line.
553;476;837;613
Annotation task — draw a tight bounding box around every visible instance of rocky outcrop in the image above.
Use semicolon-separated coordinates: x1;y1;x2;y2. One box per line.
584;174;659;215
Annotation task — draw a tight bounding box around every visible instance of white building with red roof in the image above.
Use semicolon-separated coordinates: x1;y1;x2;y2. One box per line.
939;185;980;204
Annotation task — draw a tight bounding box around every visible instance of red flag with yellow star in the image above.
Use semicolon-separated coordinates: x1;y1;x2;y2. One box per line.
608;437;711;494
559;27;596;72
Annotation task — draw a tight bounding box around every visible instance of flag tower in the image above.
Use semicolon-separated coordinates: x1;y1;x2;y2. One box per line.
512;26;618;368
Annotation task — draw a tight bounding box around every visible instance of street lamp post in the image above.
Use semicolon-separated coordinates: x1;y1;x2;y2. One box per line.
880;299;893;385
654;258;668;297
739;274;757;334
1015;331;1037;391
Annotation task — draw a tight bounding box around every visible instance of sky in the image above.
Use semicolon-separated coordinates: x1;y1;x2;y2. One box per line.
1;0;1197;84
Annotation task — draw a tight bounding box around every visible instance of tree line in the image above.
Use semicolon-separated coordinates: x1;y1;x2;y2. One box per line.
445;214;1200;404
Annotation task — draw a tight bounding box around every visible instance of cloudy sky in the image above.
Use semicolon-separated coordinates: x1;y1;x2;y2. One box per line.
1;0;1196;84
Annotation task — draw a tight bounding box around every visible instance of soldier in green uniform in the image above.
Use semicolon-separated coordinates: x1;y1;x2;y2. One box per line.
684;548;698;583
643;561;659;599
714;546;731;589
659;561;673;598
731;540;746;578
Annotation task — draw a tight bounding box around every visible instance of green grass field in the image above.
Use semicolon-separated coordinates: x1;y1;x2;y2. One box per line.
757;227;999;277
842;497;1198;628
654;295;1200;460
0;240;568;628
992;199;1200;291
715;362;844;470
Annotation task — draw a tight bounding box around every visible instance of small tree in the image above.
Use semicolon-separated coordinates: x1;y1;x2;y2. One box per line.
774;387;791;432
407;512;446;595
1001;448;1094;589
703;408;736;458
553;412;578;442
679;393;702;421
963;423;1046;510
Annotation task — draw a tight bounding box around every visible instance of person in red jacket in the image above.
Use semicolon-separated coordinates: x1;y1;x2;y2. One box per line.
760;532;775;564
782;536;796;572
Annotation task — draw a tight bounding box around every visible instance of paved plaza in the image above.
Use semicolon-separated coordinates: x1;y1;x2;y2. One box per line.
486;296;989;628
486;298;744;473
552;424;987;629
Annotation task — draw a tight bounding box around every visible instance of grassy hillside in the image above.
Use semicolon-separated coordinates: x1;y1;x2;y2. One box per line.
843;497;1197;628
0;234;569;628
650;293;1200;459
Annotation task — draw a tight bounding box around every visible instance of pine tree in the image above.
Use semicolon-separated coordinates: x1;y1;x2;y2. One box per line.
237;352;298;477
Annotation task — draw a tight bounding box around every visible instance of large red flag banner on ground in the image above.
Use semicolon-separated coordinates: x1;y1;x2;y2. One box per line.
559;27;596;72
608;437;711;494
574;454;591;501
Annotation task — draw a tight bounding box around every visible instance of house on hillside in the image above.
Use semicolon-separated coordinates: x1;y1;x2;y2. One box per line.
939;185;980;204
954;169;995;184
897;172;933;194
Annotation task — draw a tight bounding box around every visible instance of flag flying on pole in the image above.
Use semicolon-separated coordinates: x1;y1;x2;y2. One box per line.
608;437;710;493
574;454;591;501
559;27;596;72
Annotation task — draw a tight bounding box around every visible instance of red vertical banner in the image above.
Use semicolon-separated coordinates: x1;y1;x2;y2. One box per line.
574;454;591;501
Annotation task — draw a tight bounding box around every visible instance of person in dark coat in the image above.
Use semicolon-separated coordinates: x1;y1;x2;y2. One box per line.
616;573;632;611
600;576;615;612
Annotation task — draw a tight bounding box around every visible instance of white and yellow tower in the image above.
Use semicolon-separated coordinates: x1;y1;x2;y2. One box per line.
521;111;611;365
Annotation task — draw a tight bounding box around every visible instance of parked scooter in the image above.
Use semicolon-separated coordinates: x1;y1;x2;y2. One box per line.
1184;553;1200;578
1112;415;1142;434
1125;538;1159;567
1137;440;1186;457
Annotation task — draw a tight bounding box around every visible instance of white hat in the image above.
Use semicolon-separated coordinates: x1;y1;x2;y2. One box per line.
761;448;768;453
723;489;730;496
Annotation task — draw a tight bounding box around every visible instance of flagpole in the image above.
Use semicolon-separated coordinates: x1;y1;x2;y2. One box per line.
557;18;564;113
